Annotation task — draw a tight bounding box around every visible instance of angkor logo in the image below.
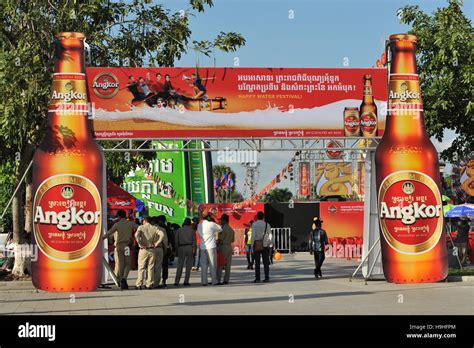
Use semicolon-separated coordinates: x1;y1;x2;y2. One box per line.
402;181;415;195
92;72;120;99
61;186;74;199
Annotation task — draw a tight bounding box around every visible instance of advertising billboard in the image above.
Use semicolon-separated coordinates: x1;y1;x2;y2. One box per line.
186;140;210;204
199;203;264;254
87;67;387;138
320;201;364;259
314;162;355;196
122;141;188;224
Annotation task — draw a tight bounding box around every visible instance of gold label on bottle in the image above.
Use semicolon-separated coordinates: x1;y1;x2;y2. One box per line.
33;174;102;262
388;74;423;114
50;73;89;112
378;170;443;255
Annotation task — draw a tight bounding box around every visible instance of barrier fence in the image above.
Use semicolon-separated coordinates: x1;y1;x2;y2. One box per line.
272;227;292;253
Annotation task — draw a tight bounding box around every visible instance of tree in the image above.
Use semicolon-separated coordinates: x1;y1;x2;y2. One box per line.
0;0;245;276
398;0;473;162
264;188;293;204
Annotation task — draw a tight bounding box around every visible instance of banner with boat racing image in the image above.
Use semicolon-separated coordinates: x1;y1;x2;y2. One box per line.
87;67;387;139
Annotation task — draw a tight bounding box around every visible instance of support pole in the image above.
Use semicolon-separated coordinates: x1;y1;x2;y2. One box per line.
446;223;463;270
350;237;380;281
102;257;120;287
365;248;382;285
0;160;33;221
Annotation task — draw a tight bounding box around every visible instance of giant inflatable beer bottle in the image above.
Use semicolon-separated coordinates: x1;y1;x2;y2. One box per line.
375;34;447;283
31;32;104;291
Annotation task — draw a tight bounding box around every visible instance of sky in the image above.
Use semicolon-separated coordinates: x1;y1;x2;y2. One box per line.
160;0;473;197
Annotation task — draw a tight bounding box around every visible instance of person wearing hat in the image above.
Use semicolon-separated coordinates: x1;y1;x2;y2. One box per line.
174;218;197;286
309;217;329;278
197;210;222;285
216;214;235;285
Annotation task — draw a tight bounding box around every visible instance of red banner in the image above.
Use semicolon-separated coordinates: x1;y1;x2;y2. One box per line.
299;162;311;197
320;201;364;259
87;67;387;138
199;203;264;254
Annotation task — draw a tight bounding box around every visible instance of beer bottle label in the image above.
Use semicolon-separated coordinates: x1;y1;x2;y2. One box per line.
33;174;102;262
378;170;443;254
363;86;372;95
388;74;423;113
344;115;359;134
92;72;120;99
50;73;89;113
360;112;377;133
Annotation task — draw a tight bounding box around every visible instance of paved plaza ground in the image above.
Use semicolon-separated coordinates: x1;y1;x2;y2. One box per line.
0;254;472;315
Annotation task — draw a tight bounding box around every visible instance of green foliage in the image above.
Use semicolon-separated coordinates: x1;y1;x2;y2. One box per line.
0;162;16;232
398;0;473;161
0;0;245;182
264;188;293;204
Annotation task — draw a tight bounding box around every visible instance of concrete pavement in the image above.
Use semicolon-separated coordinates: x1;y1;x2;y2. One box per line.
0;254;472;315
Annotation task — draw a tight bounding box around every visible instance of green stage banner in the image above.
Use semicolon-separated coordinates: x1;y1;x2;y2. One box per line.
123;141;188;224
187;140;209;204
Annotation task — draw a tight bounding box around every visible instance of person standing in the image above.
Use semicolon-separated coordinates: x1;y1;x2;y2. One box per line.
174;218;197;286
309;217;329;279
244;221;254;270
192;217;201;271
216;214;235;285
155;215;172;288
251;212;273;283
135;216;161;289
456;217;470;265
149;217;166;289
198;210;222;285
103;210;138;290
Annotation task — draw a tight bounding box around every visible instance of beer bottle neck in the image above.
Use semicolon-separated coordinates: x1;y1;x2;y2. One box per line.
48;37;92;143
54;37;86;74
362;80;374;103
385;40;426;140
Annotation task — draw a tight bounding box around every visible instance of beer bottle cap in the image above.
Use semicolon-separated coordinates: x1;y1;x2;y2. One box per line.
389;34;417;43
56;32;86;40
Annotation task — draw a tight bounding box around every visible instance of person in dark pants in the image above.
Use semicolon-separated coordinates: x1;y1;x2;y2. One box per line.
244;221;254;269
456;217;470;265
309;217;329;279
174;218;196;286
155;215;175;288
251;212;273;283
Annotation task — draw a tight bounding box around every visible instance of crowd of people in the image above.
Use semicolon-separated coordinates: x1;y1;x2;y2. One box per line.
105;209;300;290
126;72;209;108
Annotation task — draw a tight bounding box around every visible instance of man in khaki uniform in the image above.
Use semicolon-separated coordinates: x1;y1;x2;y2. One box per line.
135;216;161;289
104;210;138;290
174;218;197;286
216;214;235;285
151;216;167;289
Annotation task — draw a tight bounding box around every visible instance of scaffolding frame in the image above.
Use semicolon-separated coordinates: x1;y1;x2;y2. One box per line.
97;137;381;153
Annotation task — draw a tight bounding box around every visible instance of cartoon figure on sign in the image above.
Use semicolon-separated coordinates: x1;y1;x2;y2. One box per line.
460;159;474;196
315;163;354;196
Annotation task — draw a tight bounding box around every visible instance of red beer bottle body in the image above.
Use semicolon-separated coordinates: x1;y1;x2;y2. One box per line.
31;32;104;292
375;34;448;283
